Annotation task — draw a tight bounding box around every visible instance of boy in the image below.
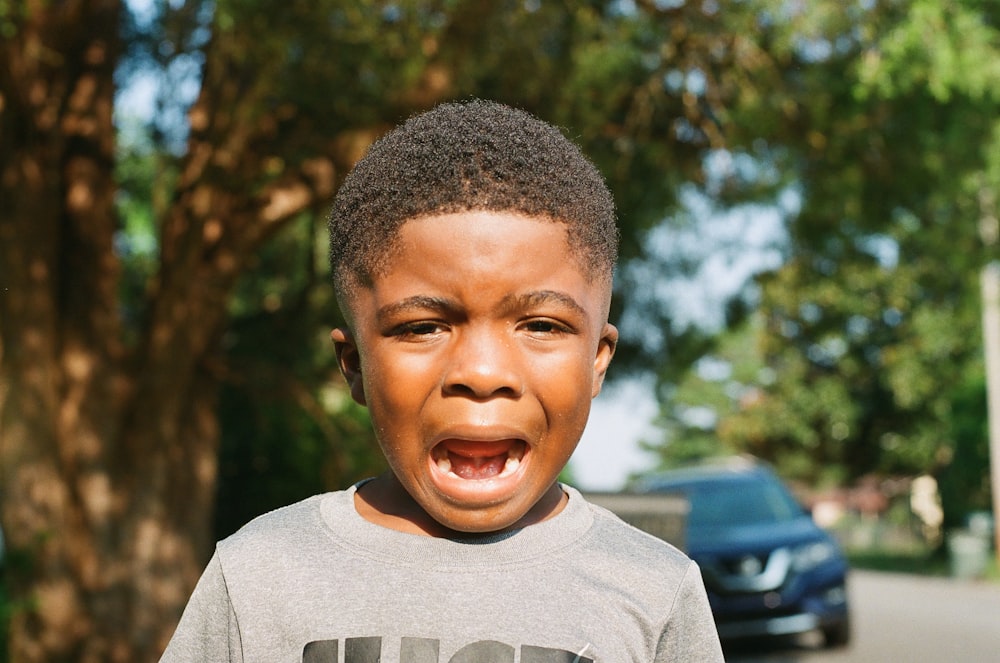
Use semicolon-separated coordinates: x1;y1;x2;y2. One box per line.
161;100;723;662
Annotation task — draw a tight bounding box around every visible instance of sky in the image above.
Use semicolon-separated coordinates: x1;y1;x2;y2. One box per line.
570;380;661;491
569;201;788;491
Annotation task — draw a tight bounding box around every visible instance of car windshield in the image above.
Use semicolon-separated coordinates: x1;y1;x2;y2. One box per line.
676;477;804;528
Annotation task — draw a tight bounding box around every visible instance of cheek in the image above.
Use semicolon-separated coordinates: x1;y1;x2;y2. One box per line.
364;347;433;396
361;352;437;435
536;359;596;423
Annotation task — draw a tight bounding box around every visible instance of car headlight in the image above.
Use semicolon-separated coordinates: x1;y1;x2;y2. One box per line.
791;540;839;572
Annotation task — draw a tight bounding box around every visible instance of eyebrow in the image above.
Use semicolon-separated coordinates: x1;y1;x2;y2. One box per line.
375;296;459;325
374;290;587;324
500;290;587;318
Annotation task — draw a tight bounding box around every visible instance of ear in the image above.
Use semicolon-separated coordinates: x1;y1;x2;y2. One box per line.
591;323;618;398
330;327;367;406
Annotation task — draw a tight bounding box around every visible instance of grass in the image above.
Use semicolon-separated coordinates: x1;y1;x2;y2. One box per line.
846;548;951;576
828;511;999;581
845;545;1000;581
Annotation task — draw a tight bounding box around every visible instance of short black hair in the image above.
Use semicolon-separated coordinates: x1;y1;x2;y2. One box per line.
328;99;618;298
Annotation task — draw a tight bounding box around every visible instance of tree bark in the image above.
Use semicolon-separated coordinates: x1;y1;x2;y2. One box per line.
0;2;139;661
0;2;338;660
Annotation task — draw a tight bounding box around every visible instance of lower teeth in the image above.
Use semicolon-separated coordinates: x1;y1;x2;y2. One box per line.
435;453;521;479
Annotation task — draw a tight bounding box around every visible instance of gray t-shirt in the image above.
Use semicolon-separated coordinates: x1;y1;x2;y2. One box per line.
160;484;723;662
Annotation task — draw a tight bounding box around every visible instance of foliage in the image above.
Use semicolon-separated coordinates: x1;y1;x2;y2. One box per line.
113;0;1000;542
648;0;1000;508
112;0;777;531
0;577;7;663
7;0;1000;658
938;372;993;527
213;214;386;538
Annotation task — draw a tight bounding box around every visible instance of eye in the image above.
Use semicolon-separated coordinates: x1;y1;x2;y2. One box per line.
406;322;442;335
521;318;573;335
389;320;448;339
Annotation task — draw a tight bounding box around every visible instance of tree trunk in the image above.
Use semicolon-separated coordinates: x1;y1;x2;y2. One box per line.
0;2;190;661
0;1;347;658
0;1;218;659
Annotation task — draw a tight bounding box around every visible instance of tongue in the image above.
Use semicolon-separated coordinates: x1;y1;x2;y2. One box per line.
448;452;507;480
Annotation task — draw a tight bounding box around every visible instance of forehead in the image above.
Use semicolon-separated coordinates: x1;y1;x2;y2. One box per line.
339;211;612;323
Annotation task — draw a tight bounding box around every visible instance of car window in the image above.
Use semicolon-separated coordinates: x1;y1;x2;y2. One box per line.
681;477;804;527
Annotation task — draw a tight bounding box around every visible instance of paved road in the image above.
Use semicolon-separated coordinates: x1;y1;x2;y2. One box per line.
725;570;1000;662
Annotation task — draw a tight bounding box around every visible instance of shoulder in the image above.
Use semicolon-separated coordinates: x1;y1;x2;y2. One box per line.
216;492;339;569
548;490;721;655
577;492;691;570
547;489;698;599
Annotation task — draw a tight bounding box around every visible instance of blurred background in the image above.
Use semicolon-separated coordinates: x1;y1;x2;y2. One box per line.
1;1;999;661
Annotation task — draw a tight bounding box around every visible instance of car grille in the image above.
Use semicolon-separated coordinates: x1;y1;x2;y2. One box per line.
703;547;792;594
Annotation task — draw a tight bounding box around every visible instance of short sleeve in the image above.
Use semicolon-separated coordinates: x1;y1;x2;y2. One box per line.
655;560;725;662
159;550;243;663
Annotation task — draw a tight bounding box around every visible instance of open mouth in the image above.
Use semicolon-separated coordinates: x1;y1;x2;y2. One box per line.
431;439;526;481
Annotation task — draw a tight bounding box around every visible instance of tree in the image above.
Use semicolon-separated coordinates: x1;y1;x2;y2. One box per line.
648;1;1000;500
1;1;772;659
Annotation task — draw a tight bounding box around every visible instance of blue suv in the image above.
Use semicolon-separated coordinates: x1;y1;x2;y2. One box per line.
633;459;851;648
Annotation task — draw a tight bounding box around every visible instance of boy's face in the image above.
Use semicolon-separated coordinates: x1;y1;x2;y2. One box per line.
332;211;617;535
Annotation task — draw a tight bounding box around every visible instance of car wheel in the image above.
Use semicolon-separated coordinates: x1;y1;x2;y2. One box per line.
822;620;851;648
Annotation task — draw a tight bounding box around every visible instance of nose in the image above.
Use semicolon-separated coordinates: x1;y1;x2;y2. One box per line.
442;326;524;399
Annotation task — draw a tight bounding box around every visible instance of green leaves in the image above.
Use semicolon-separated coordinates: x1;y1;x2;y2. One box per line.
856;0;1000;103
644;1;999;501
110;0;998;512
